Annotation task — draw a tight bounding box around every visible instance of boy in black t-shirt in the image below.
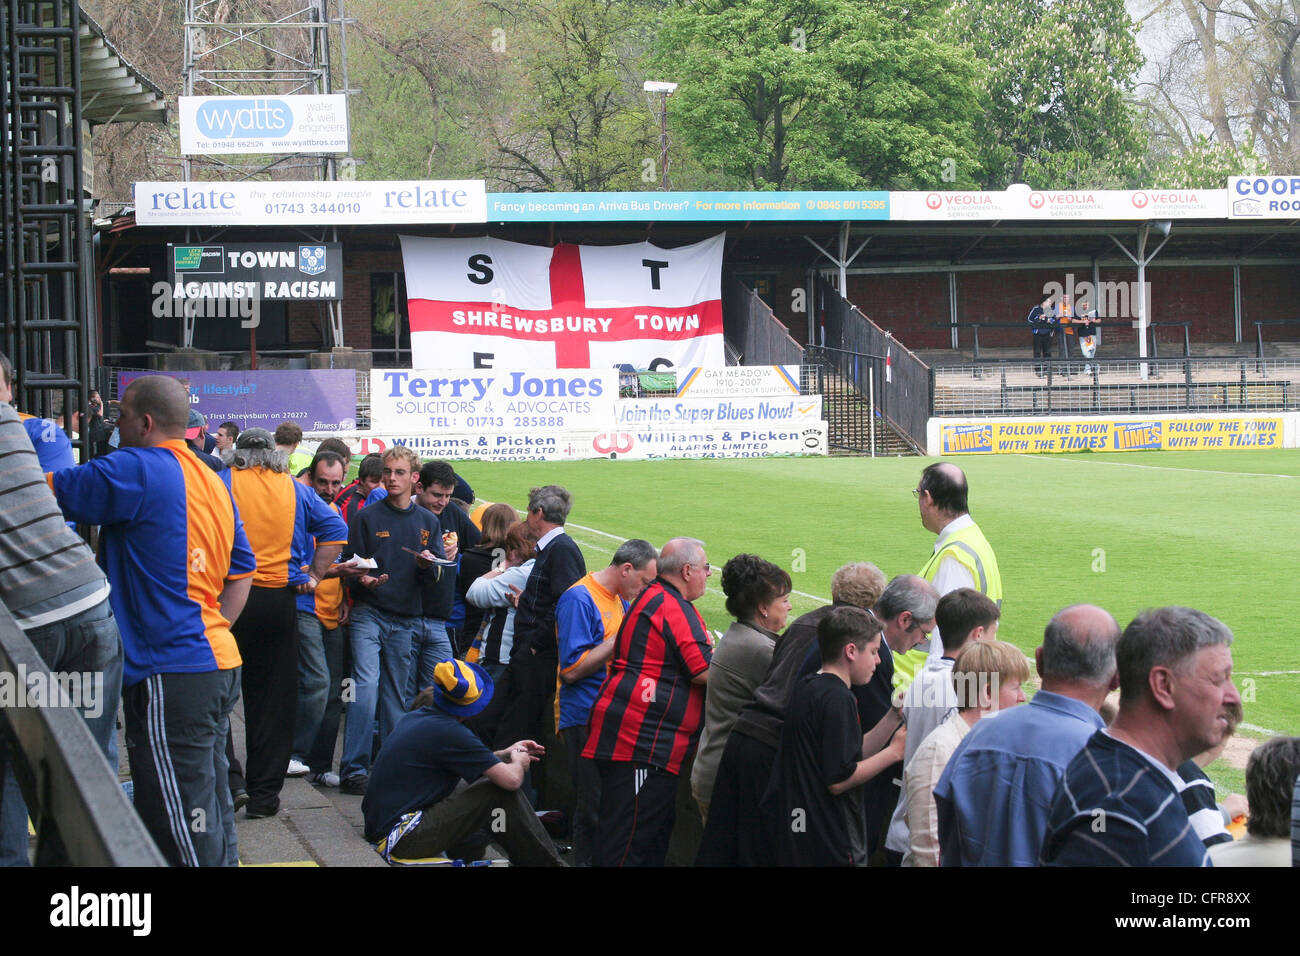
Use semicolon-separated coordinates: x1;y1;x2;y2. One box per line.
765;606;907;866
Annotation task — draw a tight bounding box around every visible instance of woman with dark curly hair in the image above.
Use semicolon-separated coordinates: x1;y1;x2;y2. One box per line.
690;553;792;820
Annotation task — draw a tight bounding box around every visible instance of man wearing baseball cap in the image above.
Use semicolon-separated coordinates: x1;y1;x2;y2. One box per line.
362;659;564;866
185;408;224;472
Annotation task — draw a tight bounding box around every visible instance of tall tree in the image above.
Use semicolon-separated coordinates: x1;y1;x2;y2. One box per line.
348;0;506;181
653;0;984;190
1134;0;1294;173
950;0;1147;188
488;0;659;191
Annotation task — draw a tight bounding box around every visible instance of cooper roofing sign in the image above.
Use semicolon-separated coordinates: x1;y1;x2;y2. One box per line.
1228;177;1300;218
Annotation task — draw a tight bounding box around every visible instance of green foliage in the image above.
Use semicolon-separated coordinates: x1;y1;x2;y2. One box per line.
490;0;659;191
653;0;984;190
347;0;505;181
1144;134;1265;189
949;0;1146;188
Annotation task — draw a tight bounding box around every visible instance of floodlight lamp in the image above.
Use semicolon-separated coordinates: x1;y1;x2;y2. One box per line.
643;80;678;95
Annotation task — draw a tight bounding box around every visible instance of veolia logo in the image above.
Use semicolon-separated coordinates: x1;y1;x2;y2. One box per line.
195;99;294;139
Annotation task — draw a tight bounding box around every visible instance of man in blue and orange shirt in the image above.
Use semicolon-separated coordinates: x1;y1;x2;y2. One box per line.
0;350;75;474
50;375;256;867
555;538;658;866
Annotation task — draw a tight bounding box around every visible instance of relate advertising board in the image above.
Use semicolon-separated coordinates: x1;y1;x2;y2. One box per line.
134;180;486;226
369;368;619;433
1228;176;1300;218
117;369;358;432
615;395;822;428
168;242;342;300
674;365;802;397
302;422;828;462
932;416;1285;455
892;188;1227;221
179;95;349;155
399;234;725;370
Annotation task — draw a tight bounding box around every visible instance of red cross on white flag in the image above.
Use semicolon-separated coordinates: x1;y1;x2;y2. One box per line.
400;234;726;369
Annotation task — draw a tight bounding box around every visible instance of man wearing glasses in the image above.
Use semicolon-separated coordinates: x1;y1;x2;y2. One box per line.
583;537;713;866
898;463;1002;689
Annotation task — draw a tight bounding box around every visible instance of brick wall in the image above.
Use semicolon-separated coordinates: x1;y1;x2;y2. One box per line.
838;264;1273;351
1241;265;1300;341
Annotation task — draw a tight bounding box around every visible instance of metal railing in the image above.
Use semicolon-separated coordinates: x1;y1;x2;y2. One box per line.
815;277;932;451
723;275;805;367
934;357;1300;417
0;598;163;866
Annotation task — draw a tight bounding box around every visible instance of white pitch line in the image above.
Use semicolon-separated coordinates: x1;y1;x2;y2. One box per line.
566;521;636;542
1239;721;1285;737
1238;670;1300;676
1011;454;1297;480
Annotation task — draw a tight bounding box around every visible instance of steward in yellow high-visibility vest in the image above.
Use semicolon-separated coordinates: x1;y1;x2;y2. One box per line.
918;521;1002;606
895;462;1003;692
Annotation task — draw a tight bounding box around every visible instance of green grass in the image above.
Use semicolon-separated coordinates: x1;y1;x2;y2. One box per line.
458;449;1300;782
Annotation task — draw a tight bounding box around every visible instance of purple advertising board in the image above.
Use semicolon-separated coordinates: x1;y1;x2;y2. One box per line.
116;369;358;433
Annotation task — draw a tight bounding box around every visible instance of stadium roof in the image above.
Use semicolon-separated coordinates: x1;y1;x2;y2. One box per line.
77;7;168;126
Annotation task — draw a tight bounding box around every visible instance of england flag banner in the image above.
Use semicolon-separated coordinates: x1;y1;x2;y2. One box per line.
400;233;726;369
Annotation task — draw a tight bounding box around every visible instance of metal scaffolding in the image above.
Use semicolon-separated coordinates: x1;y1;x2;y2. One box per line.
180;0;354;347
1;0;92;452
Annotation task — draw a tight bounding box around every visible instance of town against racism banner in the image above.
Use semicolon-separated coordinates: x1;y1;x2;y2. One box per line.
399;234;726;370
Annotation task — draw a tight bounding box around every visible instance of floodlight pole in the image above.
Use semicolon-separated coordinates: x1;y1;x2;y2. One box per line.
658;91;670;191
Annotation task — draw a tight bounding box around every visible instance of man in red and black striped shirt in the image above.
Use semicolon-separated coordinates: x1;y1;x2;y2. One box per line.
583;537;713;867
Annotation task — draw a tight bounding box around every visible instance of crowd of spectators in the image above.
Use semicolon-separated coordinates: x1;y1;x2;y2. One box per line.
1;362;1295;869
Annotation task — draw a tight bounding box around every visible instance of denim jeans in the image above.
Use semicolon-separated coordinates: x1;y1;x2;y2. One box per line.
305;618;347;774
293;611;336;761
340;605;416;780
405;617;454;708
0;597;122;866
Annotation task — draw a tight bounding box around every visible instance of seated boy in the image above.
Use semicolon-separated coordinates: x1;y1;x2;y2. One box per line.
362;659;564;866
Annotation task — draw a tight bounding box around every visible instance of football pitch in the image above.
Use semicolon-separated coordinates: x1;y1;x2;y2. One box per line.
464;448;1300;764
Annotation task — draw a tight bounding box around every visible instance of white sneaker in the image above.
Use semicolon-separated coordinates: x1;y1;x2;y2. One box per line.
309;771;341;787
286;758;311;777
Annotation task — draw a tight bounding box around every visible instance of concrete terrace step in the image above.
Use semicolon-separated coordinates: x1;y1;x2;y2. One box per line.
228;703;387;867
